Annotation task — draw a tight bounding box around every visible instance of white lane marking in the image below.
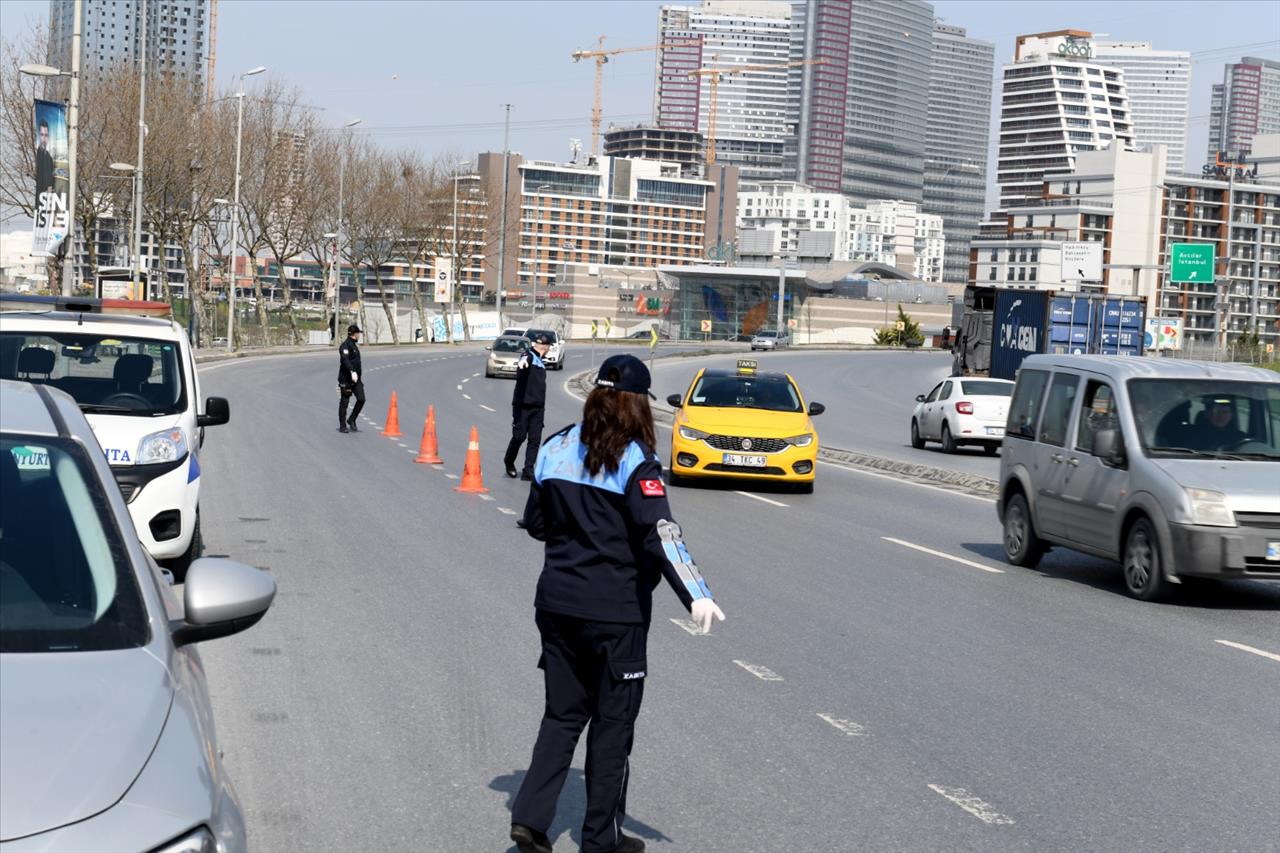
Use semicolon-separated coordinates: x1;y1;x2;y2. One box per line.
497;507;518;515
461;377;470;384
817;713;867;737
444;473;459;480
927;785;1015;826
478;493;495;502
733;660;783;681
462;393;472;400
480;404;496;412
473;372;482;377
1215;639;1280;663
817;459;996;504
881;537;1005;574
669;618;703;636
395;441;407;447
456;384;463;390
734;490;788;508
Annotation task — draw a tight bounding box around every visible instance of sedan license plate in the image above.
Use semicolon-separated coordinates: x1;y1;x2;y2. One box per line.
985;426;1005;436
723;453;767;468
1267;541;1280;562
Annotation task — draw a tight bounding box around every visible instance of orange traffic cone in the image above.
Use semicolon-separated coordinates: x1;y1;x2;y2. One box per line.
414;405;443;464
382;391;402;438
454;425;489;494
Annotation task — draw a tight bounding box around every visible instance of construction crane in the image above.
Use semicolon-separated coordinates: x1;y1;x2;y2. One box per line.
688;58;825;166
572;35;699;157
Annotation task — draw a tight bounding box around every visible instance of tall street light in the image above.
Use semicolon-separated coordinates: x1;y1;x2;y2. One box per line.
226;65;266;353
109;162;141;296
133;0;148;298
21;1;81;296
450;160;471;344
332;119;361;347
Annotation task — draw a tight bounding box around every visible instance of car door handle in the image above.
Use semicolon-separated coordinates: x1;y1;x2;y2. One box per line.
1067;457;1080;467
1051;453;1064;463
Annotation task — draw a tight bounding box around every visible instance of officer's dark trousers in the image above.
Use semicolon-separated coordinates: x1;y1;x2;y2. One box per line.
338;380;365;426
505;404;545;475
513;610;647;853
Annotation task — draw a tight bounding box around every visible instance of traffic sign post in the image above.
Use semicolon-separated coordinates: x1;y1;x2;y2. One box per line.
1169;243;1215;284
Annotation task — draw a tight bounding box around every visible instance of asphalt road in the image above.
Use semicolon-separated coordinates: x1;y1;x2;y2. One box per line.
195;343;1280;852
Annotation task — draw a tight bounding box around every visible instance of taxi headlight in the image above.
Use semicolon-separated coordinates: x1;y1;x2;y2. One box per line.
678;426;710;441
1185;488;1236;527
784;433;814;448
137;427;189;465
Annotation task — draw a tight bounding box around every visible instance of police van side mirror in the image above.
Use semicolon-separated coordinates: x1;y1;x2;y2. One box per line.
666;394;683;408
197;396;230;427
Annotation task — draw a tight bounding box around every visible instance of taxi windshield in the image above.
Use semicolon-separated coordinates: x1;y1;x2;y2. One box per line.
688;374;802;412
1128;379;1280;460
1;331;187;417
493;338;525;354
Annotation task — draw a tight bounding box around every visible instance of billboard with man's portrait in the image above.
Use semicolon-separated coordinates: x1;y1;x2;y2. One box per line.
32;98;69;256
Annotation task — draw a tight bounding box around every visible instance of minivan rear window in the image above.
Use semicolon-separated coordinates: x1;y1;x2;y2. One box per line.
1006;369;1049;439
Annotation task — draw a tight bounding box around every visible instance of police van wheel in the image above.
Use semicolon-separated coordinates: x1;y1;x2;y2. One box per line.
162;511;202;584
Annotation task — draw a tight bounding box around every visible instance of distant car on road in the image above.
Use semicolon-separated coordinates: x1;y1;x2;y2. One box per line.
485;334;527;378
750;330;788;351
525;328;565;370
628;328;671;340
0;380;275;852
998;355;1280;600
210;336;228;348
911;377;1013;454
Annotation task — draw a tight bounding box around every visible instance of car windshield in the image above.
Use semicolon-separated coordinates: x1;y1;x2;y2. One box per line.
1;330;187;416
527;329;558;343
688;374;802;412
1128;379;1280;460
755;331;778;338
0;435;149;653
493;338;525;354
960;381;1013;397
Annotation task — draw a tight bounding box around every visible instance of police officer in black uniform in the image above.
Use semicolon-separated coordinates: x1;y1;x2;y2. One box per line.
509;354;725;853
337;324;364;433
505;334;551;479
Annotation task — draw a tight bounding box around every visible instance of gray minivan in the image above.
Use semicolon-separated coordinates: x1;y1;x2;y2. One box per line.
997;355;1280;600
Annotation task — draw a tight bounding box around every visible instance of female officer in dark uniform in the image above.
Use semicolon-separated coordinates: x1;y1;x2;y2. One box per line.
509;354;725;853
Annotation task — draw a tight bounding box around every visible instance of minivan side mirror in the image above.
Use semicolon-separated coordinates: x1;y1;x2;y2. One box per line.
1091;427;1125;467
197;396;230;427
171;558;276;647
666;394;683;408
808;402;825;416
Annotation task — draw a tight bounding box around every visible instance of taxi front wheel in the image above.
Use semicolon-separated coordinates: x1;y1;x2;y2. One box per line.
794;480;814;495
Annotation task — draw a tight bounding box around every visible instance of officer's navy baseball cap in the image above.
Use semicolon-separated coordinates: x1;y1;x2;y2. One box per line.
533;333;552;345
595;354;656;399
347;324;362;334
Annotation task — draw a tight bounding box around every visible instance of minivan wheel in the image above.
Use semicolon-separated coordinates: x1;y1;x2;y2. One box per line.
1123;517;1167;601
910;419;925;449
940;422;958;454
161;511;201;584
1002;493;1045;567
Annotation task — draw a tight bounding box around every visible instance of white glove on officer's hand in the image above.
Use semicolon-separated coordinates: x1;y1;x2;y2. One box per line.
351;372;358;382
690;598;725;634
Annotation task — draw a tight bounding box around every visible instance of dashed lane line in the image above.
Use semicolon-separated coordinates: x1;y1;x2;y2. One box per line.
733;660;784;682
734;490;788;508
456;384;463;391
444;473;459;480
669;618;703;636
817;714;867;737
480;404;496;412
1215;639;1280;663
478;494;495;502
497;507;517;515
927;785;1015;826
462;394;472;400
881;537;1006;574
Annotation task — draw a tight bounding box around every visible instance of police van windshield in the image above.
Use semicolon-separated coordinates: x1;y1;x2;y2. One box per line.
688;374;802;412
0;331;187;417
1128;379;1280;460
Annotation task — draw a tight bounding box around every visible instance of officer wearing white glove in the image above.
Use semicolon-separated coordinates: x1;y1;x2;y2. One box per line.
691;598;725;634
337;324;364;433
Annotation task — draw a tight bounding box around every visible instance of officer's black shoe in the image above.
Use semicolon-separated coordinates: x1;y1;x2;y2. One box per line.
516;518;528;529
505;462;518;478
509;823;553;853
603;836;645;853
347;419;359;432
338;424;350;433
520;471;534;481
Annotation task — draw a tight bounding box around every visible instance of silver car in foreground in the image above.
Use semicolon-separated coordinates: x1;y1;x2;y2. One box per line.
997;355;1280;600
485;334;528;378
0;381;275;852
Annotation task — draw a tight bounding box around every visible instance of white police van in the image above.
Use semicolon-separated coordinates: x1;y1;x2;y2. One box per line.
0;296;228;579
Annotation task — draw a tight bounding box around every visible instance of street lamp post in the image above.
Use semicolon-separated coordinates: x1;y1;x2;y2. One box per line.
331;119;361;347
226;65;266;353
133;0;147;298
496;104;513;333
450;160;471;344
109;162;140;296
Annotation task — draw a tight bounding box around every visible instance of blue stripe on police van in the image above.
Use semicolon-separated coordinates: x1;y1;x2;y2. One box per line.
187;452;201;483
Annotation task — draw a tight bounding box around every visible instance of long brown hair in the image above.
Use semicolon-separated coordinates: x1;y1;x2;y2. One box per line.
580;387;656;476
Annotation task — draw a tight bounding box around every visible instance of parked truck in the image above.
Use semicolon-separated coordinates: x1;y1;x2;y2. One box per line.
952;285;1147;380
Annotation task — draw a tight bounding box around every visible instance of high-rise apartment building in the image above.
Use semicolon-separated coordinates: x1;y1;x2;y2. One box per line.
603;125;705;175
654;1;793;181
49;0;209;88
789;0;935;205
1091;41;1191;176
1206;57;1280;163
995;30;1135;208
923;20;994;284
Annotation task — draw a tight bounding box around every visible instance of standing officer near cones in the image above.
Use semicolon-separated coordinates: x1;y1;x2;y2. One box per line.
337;324;365;433
505;334;551;479
509;354;725;853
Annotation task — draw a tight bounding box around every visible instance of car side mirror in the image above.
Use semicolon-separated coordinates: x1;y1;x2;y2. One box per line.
484;346;491;351
197;396;230;427
915;394;926;402
666;394;683;408
171;558;276;647
1091;427;1125;466
808;402;825;416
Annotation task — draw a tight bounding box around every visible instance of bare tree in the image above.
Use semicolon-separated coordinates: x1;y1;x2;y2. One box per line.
344;144;403;344
299;133;342;340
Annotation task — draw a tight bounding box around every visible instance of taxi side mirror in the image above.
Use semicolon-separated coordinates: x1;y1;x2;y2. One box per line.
666;394;683;408
808;402;825;416
915;394;926;402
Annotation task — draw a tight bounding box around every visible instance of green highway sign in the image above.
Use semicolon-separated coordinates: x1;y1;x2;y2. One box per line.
1169;243;1215;284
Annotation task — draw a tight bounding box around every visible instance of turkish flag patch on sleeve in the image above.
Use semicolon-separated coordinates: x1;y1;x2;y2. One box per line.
639;479;666;498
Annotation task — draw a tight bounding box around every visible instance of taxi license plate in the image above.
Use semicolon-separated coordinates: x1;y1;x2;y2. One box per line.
723;453;767;468
1267;541;1280;562
985;426;1005;436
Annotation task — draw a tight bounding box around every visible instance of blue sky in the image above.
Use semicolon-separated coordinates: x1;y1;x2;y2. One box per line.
2;0;1277;209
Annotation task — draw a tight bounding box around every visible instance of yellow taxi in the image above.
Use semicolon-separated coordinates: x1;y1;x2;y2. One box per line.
667;359;824;493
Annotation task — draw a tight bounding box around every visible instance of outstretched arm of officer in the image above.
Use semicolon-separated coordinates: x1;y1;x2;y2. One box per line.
625;459;724;633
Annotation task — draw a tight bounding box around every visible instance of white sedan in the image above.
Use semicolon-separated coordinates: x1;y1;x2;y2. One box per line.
910;377;1014;454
